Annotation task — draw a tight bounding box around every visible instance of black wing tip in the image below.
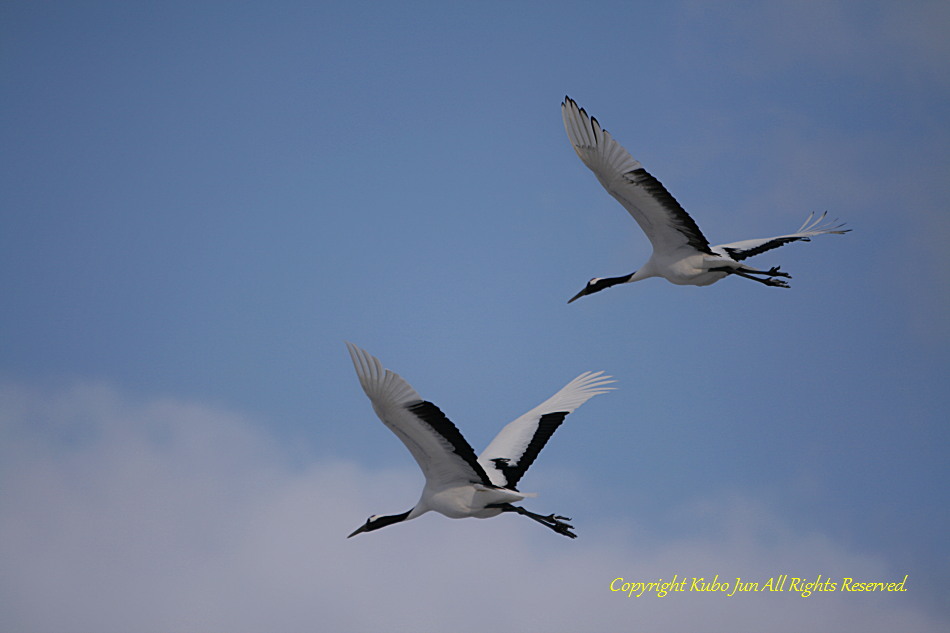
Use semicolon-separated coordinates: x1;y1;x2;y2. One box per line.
562;95;595;125
561;96;607;141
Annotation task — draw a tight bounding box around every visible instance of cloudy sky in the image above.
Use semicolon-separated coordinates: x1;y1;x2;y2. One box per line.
1;1;948;631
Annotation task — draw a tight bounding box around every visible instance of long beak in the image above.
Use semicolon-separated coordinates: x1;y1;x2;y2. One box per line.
347;523;369;538
567;287;589;304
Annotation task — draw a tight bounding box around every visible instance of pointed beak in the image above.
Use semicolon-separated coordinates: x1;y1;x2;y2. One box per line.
347;523;369;538
567;287;589;304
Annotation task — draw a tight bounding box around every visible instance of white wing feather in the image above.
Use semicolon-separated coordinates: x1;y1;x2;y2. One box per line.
713;211;850;261
346;342;490;489
478;371;614;487
562;96;712;256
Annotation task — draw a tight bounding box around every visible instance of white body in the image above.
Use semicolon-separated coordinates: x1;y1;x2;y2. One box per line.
636;252;730;286
412;484;524;520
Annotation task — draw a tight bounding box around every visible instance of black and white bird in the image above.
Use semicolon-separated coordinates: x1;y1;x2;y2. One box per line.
561;96;849;302
345;342;613;539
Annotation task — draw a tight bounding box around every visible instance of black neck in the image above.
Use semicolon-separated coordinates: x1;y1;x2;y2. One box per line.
595;273;636;291
367;509;412;532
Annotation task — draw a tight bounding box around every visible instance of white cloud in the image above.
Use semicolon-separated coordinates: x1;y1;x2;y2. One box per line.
0;382;944;632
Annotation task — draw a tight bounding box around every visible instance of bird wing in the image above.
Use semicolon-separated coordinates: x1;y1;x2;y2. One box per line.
561;96;714;256
478;371;614;490
346;343;495;489
714;211;850;261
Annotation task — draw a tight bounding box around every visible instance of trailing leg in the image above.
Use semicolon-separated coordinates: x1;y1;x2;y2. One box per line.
710;265;791;288
731;269;790;288
490;503;578;539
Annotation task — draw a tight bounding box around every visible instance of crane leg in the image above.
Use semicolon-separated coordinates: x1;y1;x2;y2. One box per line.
489;503;578;538
710;266;791;288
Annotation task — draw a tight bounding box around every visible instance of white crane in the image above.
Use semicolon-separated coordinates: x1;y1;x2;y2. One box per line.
561;96;849;303
345;342;613;539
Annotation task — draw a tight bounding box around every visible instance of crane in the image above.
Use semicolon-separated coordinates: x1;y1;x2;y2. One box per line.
562;96;849;302
345;342;613;539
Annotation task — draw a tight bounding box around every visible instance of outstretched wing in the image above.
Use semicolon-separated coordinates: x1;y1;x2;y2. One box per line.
478;371;614;490
346;342;494;489
714;211;850;261
562;96;713;256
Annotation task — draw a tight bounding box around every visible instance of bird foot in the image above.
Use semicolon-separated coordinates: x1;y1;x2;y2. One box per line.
544;514;577;538
765;277;790;288
766;266;791;279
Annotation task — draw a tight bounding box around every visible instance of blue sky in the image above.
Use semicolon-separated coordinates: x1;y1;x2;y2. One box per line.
1;1;948;631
